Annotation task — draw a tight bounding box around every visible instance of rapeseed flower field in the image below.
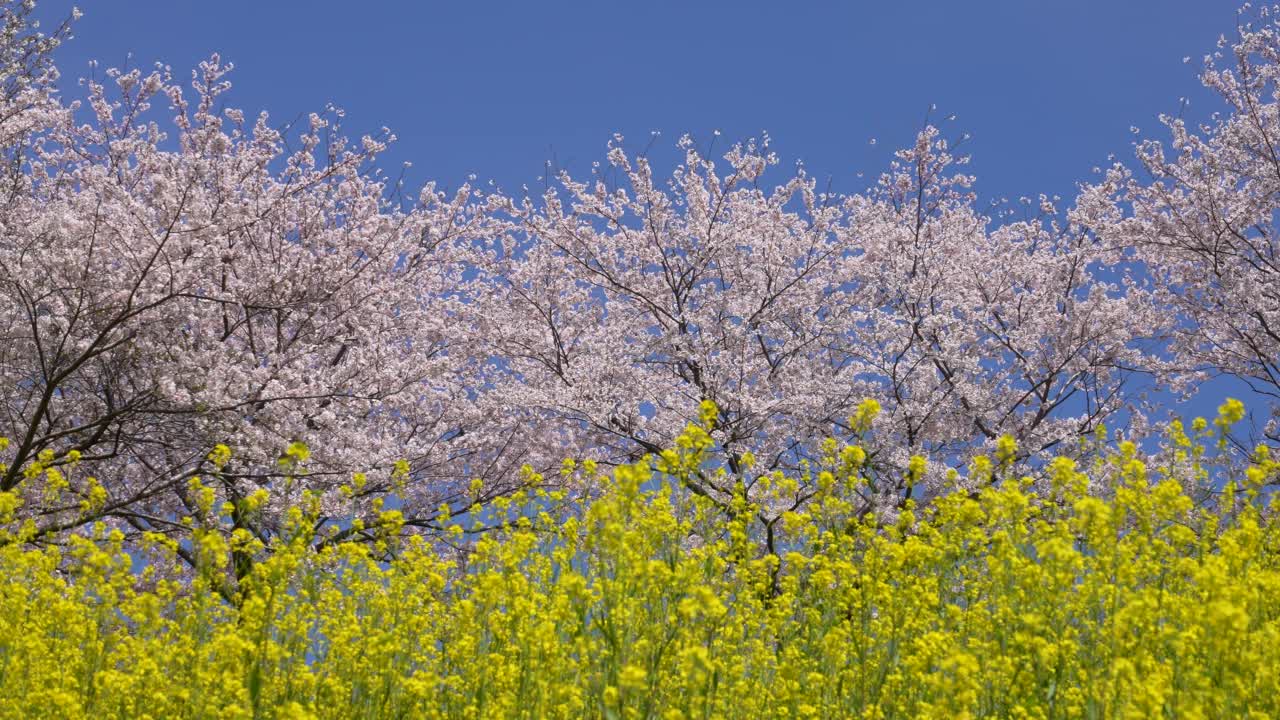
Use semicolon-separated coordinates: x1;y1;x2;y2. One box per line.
1;402;1277;719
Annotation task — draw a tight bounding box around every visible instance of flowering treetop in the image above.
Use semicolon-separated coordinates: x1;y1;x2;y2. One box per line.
470;126;1164;521
1080;4;1280;445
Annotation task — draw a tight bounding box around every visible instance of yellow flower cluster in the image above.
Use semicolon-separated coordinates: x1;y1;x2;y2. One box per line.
0;417;1278;719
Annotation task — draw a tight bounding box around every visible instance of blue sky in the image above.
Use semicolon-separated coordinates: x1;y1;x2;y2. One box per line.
40;1;1230;205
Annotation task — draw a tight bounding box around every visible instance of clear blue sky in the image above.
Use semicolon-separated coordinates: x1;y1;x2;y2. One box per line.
38;1;1231;205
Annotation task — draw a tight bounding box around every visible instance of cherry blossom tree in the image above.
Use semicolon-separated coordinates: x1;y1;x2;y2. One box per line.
1080;5;1280;444
472;127;1163;525
0;1;75;221
0;36;523;550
